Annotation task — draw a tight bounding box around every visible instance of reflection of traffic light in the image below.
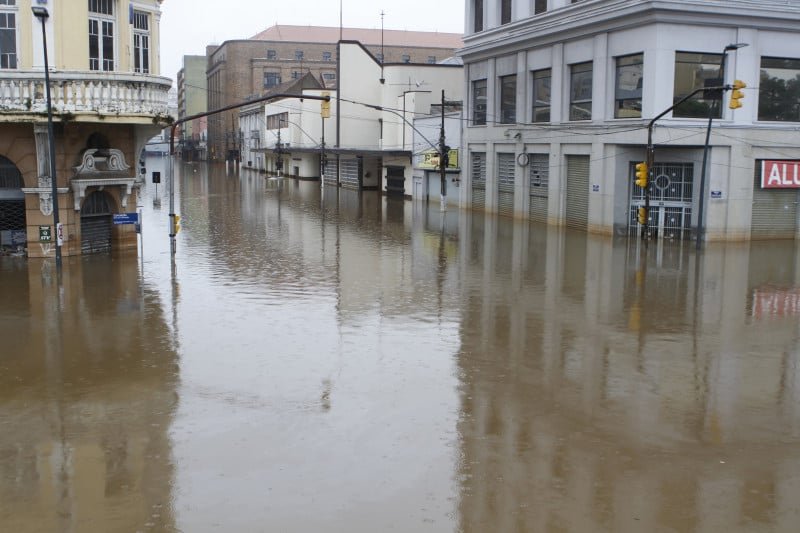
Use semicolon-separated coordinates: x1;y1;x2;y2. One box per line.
635;162;648;189
729;80;746;109
174;214;181;235
637;207;647;225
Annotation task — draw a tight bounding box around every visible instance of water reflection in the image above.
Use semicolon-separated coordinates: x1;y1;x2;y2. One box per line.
0;255;179;532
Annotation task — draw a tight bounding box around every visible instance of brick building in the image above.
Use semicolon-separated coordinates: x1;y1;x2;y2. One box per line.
204;25;463;161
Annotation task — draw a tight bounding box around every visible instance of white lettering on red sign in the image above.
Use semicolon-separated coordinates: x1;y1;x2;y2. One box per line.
752;288;800;319
761;160;800;188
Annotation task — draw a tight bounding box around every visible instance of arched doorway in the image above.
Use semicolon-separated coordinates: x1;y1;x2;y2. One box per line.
0;155;26;253
81;190;113;254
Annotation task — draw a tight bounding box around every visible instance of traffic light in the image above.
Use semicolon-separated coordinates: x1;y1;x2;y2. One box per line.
173;214;181;235
637;207;647;225
729;80;746;109
635;162;648;189
321;91;331;118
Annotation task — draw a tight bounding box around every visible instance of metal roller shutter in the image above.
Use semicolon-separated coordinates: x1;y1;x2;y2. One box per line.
751;175;799;239
565;155;590;231
471;152;486;210
323;158;338;186
340;157;360;189
528;153;549;224
497;153;515;217
81;216;112;254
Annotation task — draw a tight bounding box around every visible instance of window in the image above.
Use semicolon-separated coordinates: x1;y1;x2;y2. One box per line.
267;112;288;130
322;73;335;81
759;57;800;122
501;0;512;24
474;0;483;32
295;50;304;61
535;0;547;14
499;74;516;124
402;54;411;63
532;69;551;122
263;72;281;88
673;52;723;118
569;62;592;121
323;51;332;61
133;11;150;74
267;49;276;60
427;56;436;64
615;54;643;118
472;79;487;125
0;3;16;69
291;71;301;79
88;0;114;71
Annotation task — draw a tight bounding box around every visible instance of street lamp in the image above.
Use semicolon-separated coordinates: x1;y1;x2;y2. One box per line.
32;6;61;269
696;42;748;249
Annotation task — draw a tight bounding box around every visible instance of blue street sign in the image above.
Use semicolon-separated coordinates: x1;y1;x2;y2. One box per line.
113;213;139;225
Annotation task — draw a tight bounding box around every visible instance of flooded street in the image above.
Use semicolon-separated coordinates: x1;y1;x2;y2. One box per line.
2;158;800;532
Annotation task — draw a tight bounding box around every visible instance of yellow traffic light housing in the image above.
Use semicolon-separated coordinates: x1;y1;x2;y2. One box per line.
637;207;647;225
173;214;181;235
321;91;331;118
634;162;649;189
729;80;746;109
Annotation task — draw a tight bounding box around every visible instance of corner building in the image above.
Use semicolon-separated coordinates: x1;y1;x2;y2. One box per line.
0;0;171;258
459;0;800;241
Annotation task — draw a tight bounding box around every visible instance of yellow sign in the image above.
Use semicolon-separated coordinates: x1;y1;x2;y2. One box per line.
419;149;458;170
321;91;331;118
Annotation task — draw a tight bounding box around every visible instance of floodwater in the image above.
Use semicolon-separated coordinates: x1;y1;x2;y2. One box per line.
2;158;800;532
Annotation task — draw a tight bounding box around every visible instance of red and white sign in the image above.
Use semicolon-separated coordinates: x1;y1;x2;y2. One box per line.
761;160;800;189
752;287;800;319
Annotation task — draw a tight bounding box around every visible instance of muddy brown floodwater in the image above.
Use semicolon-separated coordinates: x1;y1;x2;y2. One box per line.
2;158;800;532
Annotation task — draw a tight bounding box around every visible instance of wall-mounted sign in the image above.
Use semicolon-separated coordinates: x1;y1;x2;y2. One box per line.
710;190;723;199
39;226;51;242
761;160;800;189
592;184;600;192
113;213;139;225
419;149;459;170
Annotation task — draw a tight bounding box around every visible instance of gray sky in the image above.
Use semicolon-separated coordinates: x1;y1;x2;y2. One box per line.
160;0;465;83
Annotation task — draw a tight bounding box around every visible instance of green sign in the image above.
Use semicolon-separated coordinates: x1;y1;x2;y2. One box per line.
39;226;52;242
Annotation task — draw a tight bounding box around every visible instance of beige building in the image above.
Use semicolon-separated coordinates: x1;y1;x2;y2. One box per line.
205;25;463;161
0;0;171;258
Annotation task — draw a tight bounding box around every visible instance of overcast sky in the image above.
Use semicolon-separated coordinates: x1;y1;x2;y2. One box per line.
160;0;466;83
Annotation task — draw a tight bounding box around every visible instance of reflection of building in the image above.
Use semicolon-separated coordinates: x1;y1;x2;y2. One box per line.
0;1;171;257
0;257;178;531
248;41;463;195
454;217;800;531
206;25;463;162
460;0;800;241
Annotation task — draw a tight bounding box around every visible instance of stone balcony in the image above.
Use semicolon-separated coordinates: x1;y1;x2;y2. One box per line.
0;70;172;123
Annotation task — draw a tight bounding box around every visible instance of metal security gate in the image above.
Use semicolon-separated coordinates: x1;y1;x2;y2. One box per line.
629;162;693;240
339;157;361;190
497;153;515;217
528;154;549;224
81;191;113;254
751;176;799;239
471;152;486;210
0;155;26;250
323;158;338;186
565;155;589;230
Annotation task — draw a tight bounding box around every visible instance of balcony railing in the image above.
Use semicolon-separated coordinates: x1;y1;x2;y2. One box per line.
0;70;172;118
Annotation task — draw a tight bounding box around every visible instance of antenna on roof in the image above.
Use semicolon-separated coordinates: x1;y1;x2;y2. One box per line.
339;0;343;41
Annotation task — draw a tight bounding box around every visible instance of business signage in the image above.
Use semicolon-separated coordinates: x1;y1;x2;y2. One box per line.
113;213;139;225
761;160;800;189
419;149;459;170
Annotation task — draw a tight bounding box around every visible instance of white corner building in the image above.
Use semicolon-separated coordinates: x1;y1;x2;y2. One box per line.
459;0;800;241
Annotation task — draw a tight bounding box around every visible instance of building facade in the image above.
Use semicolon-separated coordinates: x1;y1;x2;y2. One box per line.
176;55;207;160
460;0;800;241
0;0;171;258
205;25;463;163
248;41;463;196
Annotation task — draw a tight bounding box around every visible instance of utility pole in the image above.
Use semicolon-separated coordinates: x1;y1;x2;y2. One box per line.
276;121;283;178
438;90;448;211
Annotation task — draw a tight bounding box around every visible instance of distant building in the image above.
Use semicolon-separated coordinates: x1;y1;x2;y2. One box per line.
0;0;171;257
177;55;208;160
460;0;800;241
205;25;463;162
244;41;463;196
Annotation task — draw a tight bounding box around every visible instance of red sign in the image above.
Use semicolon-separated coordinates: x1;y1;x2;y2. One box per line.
761;160;800;188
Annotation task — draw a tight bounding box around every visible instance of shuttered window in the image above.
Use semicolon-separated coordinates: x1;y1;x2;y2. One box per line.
529;154;549;223
497;153;515;217
471;152;486;210
565;155;590;230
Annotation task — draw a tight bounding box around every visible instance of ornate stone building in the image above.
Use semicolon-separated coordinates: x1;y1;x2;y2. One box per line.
0;0;171;258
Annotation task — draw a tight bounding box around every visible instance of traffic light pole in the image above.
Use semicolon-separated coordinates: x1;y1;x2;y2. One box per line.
439;90;448;211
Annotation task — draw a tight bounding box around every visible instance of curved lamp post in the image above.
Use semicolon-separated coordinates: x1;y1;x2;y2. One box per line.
32;6;61;269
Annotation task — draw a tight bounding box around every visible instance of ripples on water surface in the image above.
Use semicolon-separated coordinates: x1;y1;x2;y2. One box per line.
1;159;800;532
